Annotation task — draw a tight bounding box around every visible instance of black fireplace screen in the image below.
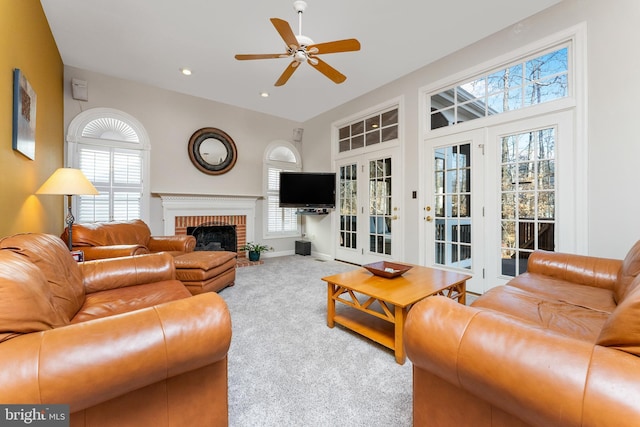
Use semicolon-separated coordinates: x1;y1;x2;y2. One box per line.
187;224;237;252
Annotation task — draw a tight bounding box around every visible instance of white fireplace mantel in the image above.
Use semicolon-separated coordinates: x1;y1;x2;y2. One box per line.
158;194;259;239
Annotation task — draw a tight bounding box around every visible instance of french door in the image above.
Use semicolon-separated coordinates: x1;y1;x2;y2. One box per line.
425;111;575;294
484;111;575;291
335;147;402;265
424;130;485;293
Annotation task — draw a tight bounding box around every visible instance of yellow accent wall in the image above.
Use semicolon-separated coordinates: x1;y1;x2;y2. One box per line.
0;0;63;237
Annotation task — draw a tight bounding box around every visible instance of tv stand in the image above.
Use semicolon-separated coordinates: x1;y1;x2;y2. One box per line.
296;208;330;215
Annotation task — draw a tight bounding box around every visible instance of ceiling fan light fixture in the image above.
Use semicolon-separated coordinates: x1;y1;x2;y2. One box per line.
294;50;307;63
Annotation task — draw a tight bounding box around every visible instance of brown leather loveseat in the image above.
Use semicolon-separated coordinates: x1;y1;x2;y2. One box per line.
0;233;231;426
405;242;640;427
62;219;196;260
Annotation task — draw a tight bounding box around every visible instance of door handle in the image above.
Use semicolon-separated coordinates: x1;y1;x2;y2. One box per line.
425;216;433;222
392;215;398;220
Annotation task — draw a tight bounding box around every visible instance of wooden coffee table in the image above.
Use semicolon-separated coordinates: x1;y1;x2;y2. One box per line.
322;264;471;364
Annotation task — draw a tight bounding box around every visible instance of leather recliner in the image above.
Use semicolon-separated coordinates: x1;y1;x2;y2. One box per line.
0;233;231;426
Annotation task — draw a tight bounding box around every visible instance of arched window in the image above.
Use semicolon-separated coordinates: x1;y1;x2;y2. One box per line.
264;140;301;237
67;108;150;223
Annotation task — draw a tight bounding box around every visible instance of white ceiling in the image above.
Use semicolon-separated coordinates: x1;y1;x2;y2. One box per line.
40;0;561;123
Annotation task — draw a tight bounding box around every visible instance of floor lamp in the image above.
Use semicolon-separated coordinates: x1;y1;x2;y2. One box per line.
36;168;99;250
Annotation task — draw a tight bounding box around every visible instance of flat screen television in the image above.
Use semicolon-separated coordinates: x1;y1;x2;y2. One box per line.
279;172;336;209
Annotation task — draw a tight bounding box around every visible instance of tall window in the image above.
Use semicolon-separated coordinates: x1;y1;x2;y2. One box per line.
264;141;301;237
67;108;150;223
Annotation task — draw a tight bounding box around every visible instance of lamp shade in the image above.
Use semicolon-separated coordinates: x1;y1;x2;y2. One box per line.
36;168;99;196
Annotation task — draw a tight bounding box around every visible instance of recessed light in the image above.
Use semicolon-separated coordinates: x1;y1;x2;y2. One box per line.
260;92;270;98
180;68;192;76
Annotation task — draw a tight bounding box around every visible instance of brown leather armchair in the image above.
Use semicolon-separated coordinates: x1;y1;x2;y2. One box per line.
0;233;231;426
61;219;196;260
405;243;640;427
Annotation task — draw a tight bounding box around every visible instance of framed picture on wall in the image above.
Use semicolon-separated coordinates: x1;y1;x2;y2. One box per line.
12;68;37;160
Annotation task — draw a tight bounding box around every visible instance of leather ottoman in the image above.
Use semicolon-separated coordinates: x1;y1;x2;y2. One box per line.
174;251;237;294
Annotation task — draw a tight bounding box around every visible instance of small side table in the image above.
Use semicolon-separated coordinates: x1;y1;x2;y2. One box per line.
295;240;311;256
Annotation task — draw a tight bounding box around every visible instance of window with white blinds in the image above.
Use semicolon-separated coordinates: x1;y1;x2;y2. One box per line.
77;145;143;222
266;166;298;234
67;108;149;224
264;141;301;238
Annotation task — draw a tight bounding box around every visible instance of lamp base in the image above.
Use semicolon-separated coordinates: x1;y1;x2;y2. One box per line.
65;194;74;251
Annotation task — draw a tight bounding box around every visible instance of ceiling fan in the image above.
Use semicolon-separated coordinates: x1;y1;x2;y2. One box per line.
234;1;361;86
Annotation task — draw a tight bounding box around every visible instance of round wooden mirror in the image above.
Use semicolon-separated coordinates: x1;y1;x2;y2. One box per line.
188;127;238;175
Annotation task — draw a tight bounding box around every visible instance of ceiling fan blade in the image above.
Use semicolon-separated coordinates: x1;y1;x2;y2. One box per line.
275;61;300;86
309;57;347;84
270;18;299;49
235;53;287;60
308;39;361;55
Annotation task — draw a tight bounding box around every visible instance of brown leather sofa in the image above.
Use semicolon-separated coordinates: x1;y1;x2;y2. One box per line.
405;243;640;427
61;219;196;260
0;233;231;427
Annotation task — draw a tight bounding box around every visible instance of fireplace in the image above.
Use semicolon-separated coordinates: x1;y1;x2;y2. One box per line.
187;224;237;252
159;194;259;264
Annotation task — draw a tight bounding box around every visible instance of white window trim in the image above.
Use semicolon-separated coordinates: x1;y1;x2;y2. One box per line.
263;140;302;239
418;22;588;254
66;107;151;222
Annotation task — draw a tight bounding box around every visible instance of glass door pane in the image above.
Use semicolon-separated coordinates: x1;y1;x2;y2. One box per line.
434;144;472;269
500;127;556;276
369;157;392;255
339;163;358;250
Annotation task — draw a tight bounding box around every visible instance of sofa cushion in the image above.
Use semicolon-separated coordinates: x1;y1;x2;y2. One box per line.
71;219;151;247
71;280;191;323
508;272;617;314
614;239;640;303
0;233;85;322
0;251;64;342
472;285;610;342
597;275;640;356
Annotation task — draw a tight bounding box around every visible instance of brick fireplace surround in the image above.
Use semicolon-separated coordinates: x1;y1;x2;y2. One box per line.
159;194;261;267
175;215;246;253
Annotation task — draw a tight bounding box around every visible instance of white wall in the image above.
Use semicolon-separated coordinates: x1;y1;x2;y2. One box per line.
63;66;302;253
302;0;640;261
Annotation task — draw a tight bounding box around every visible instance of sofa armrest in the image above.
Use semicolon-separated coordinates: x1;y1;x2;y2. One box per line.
405;296;640;427
148;235;196;253
79;252;176;293
526;250;622;290
75;245;150;261
0;293;231;412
